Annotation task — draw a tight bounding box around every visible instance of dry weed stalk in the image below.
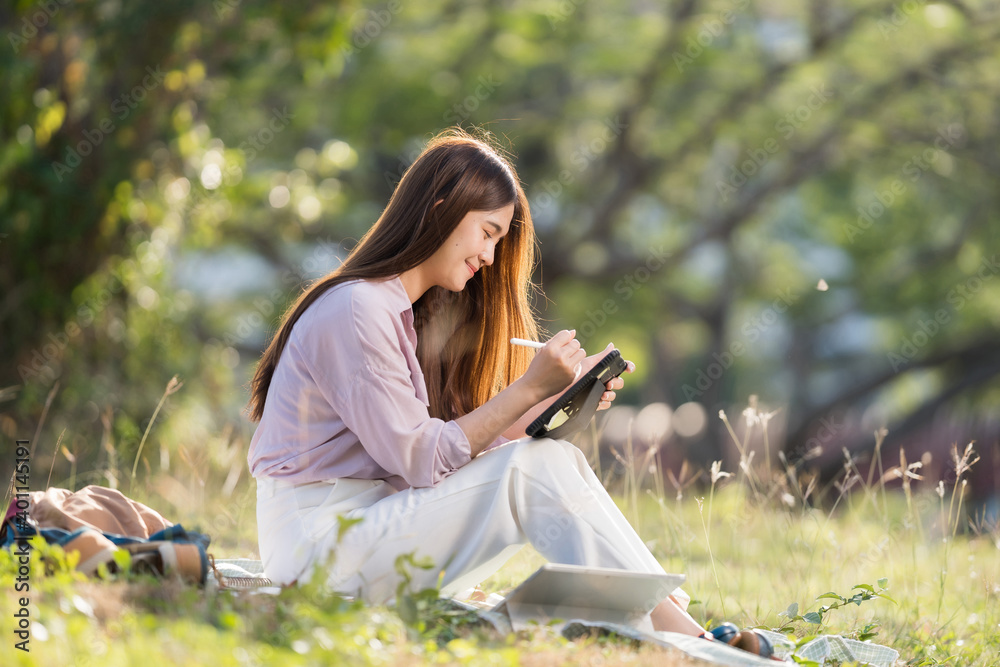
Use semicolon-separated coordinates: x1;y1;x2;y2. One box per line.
948;442;979;538
130;375;183;483
696;495;726;618
666;460;699;503
718;404;761;502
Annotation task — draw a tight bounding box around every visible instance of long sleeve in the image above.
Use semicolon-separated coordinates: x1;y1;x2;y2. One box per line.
297;279;473;488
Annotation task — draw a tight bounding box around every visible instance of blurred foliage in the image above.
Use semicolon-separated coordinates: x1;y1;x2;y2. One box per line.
1;0;1000;485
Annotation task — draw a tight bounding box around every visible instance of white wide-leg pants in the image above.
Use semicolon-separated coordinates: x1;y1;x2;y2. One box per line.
256;437;689;608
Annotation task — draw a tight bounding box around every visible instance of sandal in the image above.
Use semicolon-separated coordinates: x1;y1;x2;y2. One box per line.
708;622;776;659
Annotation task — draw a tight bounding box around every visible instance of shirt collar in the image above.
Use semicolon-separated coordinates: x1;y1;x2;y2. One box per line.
386;275;416;324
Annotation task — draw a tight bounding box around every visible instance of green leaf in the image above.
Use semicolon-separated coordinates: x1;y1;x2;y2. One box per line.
878;592;898;605
397;595;418;626
853;583;876;593
816;593;844;601
111;548;132;572
778;602;799;618
802;612;823;624
217;610;240;630
877;577;889;589
337;516;364;541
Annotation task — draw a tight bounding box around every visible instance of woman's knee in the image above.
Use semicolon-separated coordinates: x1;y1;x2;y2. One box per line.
500;438;587;472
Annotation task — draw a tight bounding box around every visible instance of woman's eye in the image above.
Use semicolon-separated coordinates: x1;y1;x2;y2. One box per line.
485;231;493;240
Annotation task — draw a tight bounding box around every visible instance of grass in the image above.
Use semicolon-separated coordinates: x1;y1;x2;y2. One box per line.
3;397;999;666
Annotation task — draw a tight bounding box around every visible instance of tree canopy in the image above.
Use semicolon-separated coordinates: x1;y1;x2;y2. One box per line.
2;0;999;486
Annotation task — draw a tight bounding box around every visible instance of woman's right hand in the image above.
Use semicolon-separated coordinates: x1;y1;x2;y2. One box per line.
519;329;587;401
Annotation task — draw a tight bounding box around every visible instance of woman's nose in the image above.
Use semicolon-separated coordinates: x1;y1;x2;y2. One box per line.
479;244;495;266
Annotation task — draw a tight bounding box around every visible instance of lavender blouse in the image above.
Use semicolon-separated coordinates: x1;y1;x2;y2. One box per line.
247;276;506;490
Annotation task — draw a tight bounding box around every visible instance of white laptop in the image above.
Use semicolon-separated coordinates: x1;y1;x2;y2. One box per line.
491;563;685;633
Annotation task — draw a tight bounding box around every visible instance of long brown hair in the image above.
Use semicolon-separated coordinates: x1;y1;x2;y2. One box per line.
247;128;539;422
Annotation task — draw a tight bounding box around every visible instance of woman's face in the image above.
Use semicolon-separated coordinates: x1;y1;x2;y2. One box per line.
425;203;514;292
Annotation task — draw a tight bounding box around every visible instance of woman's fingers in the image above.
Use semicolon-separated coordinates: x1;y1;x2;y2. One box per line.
605;377;624;391
602;359;633;394
547;329;576;347
537;330;588;389
596;389;616;411
547;330;585;362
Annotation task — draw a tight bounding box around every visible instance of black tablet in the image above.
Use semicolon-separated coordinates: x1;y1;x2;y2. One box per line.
526;349;627;440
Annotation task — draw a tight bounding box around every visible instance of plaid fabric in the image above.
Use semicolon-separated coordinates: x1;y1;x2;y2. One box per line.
791;633;899;666
593;625;899;666
210;558;275;589
213;558;265;575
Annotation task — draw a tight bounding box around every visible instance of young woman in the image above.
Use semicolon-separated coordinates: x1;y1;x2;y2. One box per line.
245;129;774;656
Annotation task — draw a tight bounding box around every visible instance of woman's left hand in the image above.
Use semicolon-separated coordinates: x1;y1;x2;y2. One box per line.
577;343;635;411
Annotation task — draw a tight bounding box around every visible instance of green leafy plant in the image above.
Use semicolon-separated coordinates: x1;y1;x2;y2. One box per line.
393;551;439;631
777;578;896;631
390;552;496;647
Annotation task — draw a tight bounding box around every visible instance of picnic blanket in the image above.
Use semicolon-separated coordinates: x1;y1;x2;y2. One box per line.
3;485;211;584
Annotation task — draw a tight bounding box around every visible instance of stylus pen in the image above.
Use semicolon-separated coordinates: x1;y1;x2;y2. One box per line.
510;337;545;349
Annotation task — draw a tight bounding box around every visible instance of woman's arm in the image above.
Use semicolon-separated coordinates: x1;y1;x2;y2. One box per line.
456;329;586;456
500;389;561;442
